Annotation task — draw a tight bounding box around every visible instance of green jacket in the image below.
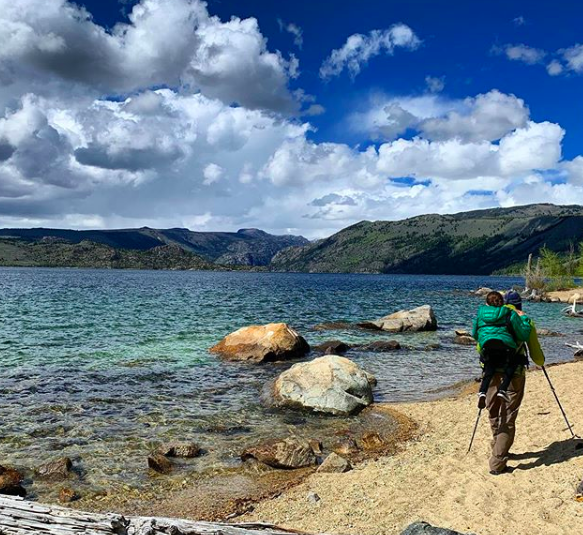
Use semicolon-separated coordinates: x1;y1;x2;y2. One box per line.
471;305;532;350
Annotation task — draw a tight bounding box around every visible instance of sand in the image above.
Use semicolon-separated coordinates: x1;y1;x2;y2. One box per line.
546;288;583;303
244;362;583;535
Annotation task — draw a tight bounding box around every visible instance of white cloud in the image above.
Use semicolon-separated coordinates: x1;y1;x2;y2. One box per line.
493;43;546;65
560;44;583;73
320;24;421;80
547;60;564;76
349;90;529;143
425;76;445;93
278;19;303;49
203;163;225;186
420;90;529;142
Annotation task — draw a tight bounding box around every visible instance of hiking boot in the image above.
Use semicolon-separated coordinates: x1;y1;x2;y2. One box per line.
497;390;511;403
489;466;513;476
477;392;487;409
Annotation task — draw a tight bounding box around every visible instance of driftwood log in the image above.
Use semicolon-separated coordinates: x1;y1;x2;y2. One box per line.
0;496;306;535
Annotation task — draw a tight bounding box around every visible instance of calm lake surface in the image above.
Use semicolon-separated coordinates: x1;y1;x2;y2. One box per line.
0;268;580;499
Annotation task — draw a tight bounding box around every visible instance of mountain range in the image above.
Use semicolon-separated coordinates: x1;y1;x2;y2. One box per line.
2;204;583;274
270;204;583;275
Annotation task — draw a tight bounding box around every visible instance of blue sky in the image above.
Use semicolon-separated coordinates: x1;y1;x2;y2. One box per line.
0;0;582;237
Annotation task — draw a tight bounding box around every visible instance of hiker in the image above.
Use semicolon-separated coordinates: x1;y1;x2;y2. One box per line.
471;290;543;475
473;291;531;407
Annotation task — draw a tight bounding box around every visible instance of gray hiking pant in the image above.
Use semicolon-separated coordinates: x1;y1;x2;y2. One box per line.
486;373;526;472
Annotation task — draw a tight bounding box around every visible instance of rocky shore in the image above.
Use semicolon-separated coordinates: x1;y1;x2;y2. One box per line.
2;300;580;535
243;361;583;535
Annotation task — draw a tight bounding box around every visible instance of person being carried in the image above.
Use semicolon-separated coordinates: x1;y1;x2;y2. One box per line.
471;290;545;475
472;291;532;409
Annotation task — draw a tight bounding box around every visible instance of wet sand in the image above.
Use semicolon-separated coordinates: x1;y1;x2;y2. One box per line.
244;361;583;535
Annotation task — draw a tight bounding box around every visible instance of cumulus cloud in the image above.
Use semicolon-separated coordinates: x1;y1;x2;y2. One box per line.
0;0;300;113
320;24;421;80
420;90;529;142
349;90;529;143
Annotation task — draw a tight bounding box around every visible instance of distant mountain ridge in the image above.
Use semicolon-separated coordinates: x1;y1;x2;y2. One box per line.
270;204;583;275
3;204;583;273
0;227;308;267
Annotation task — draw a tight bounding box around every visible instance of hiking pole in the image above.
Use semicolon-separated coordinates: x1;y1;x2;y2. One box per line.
542;366;581;443
467;408;483;454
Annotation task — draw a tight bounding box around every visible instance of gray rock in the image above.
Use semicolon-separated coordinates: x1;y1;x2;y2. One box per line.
306;491;321;503
400;521;469;535
454;335;475;346
267;355;375;416
241;437;317;469
317;453;352;473
362;305;437;333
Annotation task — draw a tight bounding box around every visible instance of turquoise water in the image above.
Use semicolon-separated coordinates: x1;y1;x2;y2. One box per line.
0;268;579;499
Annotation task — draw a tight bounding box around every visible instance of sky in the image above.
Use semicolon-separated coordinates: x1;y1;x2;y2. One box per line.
1;0;583;238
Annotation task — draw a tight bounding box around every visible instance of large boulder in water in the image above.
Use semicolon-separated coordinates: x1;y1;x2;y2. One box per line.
360;305;437;333
267;355;375;415
210;323;309;363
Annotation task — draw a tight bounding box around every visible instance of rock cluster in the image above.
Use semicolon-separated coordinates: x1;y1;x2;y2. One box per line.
210;323;309;363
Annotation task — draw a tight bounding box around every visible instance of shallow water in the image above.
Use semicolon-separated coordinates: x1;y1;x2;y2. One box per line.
0;268;579;500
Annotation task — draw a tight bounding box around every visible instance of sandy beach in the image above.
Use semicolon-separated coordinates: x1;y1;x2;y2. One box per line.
245;361;583;535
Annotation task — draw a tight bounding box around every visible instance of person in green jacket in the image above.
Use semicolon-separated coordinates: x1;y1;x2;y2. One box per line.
472;291;532;408
471;290;544;475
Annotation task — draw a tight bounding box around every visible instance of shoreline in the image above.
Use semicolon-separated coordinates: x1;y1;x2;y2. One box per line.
241;359;583;535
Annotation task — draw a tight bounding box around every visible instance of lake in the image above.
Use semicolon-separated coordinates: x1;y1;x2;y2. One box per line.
0;268;579;501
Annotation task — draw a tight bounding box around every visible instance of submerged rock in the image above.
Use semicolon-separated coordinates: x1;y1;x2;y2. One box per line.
157;441;201;458
36;457;73;481
0;465;26;497
314;340;350;355
356;340;401;352
401;521;468;535
317;453;352;473
359;431;386;451
59;487;79;503
332;437;360;457
241;437;316;469
537;328;563;337
147;453;172;474
267;355;375;416
210;323;309;363
360;305;437;333
312;321;355;331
